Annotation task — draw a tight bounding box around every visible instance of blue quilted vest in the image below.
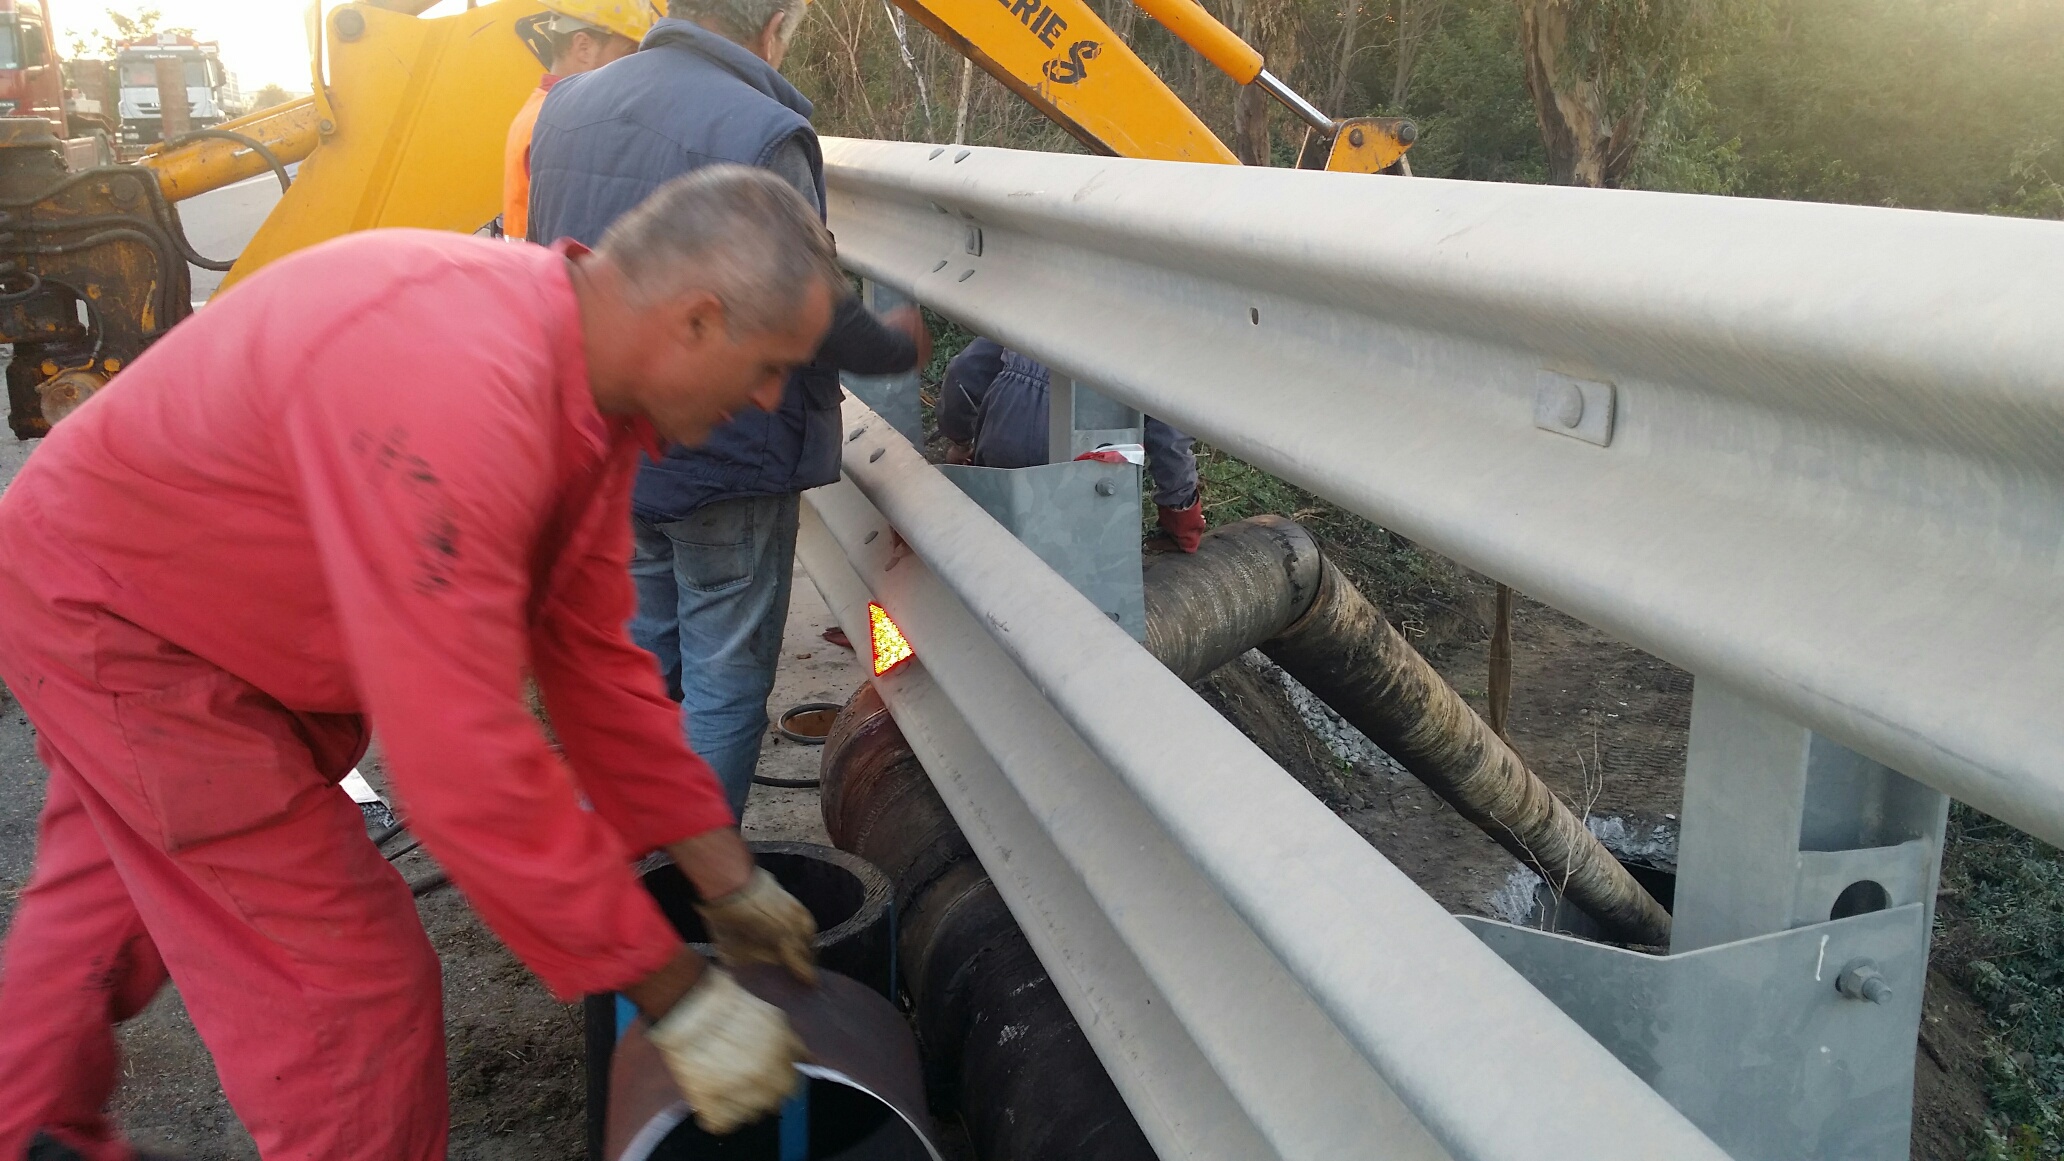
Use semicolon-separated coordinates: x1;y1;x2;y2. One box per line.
528;19;839;520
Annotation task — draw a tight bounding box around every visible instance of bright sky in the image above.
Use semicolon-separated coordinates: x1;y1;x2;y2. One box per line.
52;0;471;94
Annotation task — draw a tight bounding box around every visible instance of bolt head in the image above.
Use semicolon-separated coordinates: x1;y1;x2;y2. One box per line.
335;7;365;40
1398;121;1419;145
1094;479;1116;496
1348;127;1365;148
1553;383;1585;428
1836;959;1891;1004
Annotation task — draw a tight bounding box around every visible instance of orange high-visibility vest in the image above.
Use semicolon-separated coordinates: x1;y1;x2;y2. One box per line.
502;76;559;240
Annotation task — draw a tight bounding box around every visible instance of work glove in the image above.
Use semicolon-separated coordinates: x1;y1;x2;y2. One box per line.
694;867;819;985
646;965;806;1134
1156;495;1206;553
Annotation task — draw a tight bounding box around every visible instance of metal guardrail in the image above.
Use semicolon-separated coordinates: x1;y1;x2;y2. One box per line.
818;138;2064;853
800;398;1730;1160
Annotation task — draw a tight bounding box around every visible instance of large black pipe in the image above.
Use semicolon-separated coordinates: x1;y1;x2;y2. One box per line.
821;685;1156;1161
1143;516;1673;947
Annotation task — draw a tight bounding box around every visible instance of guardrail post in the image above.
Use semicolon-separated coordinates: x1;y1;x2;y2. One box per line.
1461;678;1946;1161
1673;681;1949;952
918;371;1148;639
1046;376;1144;463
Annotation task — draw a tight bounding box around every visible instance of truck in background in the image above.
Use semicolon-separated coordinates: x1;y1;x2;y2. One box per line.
0;0;70;132
0;0;115;163
113;33;227;151
62;55;115;142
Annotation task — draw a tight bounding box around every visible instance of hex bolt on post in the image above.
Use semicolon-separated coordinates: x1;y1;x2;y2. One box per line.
1836;960;1891;1004
1143;515;1673;947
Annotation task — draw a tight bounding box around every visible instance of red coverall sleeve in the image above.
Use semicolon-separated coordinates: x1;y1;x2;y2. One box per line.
532;463;736;848
278;310;685;1000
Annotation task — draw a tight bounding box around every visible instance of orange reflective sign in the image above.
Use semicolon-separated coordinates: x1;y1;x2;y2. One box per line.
869;602;914;676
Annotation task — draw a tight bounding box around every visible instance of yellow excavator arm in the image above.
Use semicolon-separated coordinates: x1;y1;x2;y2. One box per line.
142;0;548;293
899;0;1413;171
136;0;1414;290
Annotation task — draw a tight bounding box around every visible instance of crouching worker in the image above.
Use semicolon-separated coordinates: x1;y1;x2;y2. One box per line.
939;338;1207;551
0;166;835;1160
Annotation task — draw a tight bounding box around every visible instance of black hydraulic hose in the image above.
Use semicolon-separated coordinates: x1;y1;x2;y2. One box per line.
0;269;42;301
5;227;180;334
164;214;236;272
161;128;295;194
0;167;147;210
4;213;185;311
155;129;296;272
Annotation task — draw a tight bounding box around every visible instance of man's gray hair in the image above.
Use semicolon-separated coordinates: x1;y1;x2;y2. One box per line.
597;165;844;335
668;0;807;48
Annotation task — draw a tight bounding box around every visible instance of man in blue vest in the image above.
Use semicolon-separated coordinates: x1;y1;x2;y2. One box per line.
528;0;928;819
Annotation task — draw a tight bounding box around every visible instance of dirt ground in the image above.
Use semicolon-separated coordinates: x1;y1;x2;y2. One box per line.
0;424;1998;1157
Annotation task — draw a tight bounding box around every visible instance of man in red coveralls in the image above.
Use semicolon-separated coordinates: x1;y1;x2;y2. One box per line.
0;165;841;1159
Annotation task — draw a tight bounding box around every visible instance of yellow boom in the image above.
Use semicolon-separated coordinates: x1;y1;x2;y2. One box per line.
131;0;1412;289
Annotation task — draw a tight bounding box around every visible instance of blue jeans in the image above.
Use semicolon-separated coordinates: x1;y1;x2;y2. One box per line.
628;493;800;821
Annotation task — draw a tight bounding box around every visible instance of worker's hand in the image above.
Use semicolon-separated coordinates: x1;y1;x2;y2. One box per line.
666;828;755;899
694;866;819;985
646;965;806;1134
1156;495;1206;553
945;439;975;465
883;305;933;372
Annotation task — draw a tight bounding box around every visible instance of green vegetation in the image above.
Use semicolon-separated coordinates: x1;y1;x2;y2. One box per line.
1942;806;2064;1154
791;0;2063;216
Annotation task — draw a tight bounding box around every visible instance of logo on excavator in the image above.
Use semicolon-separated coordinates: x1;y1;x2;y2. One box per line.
1042;39;1102;84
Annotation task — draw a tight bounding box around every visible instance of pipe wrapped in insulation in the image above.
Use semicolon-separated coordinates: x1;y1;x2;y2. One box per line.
1263;557;1673;945
1142;516;1672;947
1142;514;1325;683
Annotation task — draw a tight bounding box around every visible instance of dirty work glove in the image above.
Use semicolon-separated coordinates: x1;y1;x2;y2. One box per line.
647;966;806;1134
695;867;819;985
1156;496;1206;553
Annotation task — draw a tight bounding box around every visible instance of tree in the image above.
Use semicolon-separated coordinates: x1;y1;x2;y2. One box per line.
246;83;297;113
1387;0;1450;108
1227;0;1296;166
1514;0;1729;187
69;7;196;58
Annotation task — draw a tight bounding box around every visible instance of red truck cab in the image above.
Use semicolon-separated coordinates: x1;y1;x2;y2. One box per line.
0;0;64;135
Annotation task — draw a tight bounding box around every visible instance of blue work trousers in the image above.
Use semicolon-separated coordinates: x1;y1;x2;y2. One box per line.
628;492;800;821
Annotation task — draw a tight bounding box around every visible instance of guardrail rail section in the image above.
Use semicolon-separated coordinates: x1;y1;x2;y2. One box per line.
801;138;2064;1161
